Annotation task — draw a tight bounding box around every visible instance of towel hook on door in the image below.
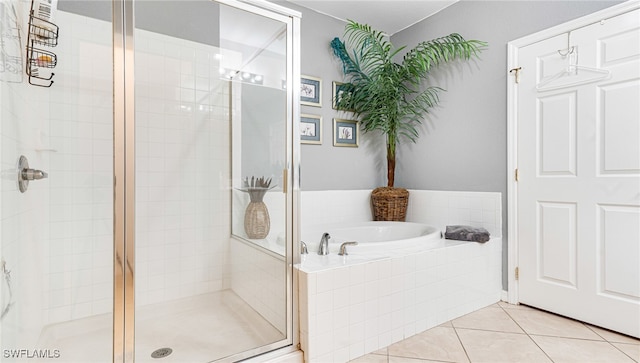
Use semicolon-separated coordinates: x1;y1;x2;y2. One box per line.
557;31;575;57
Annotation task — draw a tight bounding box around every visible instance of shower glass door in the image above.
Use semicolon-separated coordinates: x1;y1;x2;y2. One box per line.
0;0;114;362
133;1;295;361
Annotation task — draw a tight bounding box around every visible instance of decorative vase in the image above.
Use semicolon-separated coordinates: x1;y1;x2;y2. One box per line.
371;187;409;221
239;176;274;239
244;200;270;239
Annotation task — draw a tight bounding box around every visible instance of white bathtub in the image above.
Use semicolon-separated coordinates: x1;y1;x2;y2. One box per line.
297;227;502;362
301;221;448;258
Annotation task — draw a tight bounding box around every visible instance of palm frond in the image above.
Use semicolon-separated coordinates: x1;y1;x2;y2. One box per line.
402;34;487;78
330;21;486;186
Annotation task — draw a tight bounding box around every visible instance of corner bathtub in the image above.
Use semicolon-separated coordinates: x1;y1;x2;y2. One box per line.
299;222;469;273
302;221;443;254
296;222;502;362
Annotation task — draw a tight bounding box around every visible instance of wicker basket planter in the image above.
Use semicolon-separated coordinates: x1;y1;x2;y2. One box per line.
371;187;409;221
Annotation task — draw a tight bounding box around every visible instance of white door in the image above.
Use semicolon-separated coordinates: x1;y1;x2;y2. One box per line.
516;8;640;338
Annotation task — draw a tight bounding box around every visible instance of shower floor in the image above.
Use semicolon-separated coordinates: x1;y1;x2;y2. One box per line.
37;291;285;362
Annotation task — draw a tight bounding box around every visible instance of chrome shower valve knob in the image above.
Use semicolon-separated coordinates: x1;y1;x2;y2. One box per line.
17;155;48;193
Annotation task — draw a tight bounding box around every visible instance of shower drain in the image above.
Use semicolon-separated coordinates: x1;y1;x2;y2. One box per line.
151;348;173;359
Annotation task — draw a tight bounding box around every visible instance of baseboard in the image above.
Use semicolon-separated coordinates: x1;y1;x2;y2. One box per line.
501;289;509;302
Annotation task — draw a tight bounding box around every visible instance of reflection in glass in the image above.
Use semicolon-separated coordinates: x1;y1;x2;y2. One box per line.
133;2;290;362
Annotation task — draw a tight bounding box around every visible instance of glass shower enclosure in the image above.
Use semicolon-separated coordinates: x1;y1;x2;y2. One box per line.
0;0;299;361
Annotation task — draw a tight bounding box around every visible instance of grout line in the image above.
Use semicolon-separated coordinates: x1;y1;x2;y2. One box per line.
500;304;608;341
451;326;527;335
585;323;640;345
369;305;638;363
501;303;640;362
452;325;472;363
585;325;640;363
608;342;640;363
497;303;556;363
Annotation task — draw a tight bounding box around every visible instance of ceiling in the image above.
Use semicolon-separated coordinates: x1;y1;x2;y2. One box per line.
285;0;459;35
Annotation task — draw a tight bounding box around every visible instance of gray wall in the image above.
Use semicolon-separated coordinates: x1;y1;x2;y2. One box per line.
277;1;387;191
284;0;622;289
286;0;621;194
58;0;220;46
390;0;622;289
241;84;287;180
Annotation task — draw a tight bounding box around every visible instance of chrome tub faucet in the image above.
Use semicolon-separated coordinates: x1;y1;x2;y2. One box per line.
338;241;358;256
318;233;330;255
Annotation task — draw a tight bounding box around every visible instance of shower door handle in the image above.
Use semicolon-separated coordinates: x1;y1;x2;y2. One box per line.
21;168;48;180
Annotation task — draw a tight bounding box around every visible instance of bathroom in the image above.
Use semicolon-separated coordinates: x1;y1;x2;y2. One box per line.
0;0;638;362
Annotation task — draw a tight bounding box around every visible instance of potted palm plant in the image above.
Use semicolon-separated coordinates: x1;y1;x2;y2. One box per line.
331;21;486;221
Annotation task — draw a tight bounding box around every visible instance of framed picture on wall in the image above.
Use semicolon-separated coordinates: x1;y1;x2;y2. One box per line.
333;118;359;147
300;75;322;107
300;114;322;144
332;81;354;111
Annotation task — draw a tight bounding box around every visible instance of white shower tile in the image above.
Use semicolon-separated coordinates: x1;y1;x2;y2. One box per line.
349;283;366;305
349;264;366;286
306;273;317;295
181;74;196;89
315;310;334;335
315;291;333;314
316;270;333;293
390;275;403;294
364;299;379;323
333;306;350;329
377;259;392;278
333;268;349;289
181;60;194;74
72;285;93;304
48;306;72;324
334;287;350;310
349;302;366;325
365;280;380;301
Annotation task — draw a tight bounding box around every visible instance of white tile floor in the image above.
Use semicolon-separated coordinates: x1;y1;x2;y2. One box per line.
350;302;640;363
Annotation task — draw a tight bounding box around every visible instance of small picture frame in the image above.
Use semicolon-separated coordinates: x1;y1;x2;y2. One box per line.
332;81;354;111
300;114;322;145
301;75;322;107
333;118;359;147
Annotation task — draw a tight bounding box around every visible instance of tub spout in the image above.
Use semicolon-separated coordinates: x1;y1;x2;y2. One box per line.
338;241;358;256
318;233;330;255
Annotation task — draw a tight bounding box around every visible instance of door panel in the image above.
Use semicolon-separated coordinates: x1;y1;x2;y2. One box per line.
598;80;640;174
517;8;640;338
537;201;577;288
537;92;577;176
598;204;640;300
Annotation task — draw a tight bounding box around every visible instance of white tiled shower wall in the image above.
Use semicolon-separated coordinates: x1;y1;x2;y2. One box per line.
46;11;114;325
0;0;51;345
229;185;288;332
0;9;233;329
133;27;231;307
230;239;287;334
